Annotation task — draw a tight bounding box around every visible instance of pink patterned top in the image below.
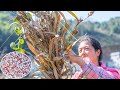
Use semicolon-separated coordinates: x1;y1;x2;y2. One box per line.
72;62;120;79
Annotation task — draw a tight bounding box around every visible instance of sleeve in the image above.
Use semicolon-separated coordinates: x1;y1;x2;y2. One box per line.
81;62;117;79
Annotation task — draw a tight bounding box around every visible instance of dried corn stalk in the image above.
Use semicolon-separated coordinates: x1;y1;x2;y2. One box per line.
13;11;94;79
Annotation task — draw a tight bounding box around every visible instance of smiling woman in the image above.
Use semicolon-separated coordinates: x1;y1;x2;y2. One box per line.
65;35;120;79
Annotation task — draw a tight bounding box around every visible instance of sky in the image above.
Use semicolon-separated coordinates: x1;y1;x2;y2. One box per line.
62;11;120;22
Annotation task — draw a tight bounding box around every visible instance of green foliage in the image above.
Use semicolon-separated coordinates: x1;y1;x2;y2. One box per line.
0;11;16;34
10;37;25;53
0;11;28;53
10;42;17;49
15;27;22;35
67;17;120;46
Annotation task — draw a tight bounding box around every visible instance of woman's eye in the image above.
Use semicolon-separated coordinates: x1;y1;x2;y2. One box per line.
85;47;89;50
79;49;82;53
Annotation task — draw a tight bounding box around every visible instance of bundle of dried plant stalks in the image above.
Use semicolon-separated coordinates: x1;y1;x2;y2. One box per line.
14;11;94;79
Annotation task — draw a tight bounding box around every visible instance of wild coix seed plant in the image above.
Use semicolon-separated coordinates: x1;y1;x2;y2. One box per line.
10;11;94;79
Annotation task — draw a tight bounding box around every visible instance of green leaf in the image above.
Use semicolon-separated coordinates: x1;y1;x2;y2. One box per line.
17;48;25;53
10;42;19;51
13;47;19;51
15;28;22;35
14;18;19;23
18;44;23;49
10;42;17;49
19;38;24;45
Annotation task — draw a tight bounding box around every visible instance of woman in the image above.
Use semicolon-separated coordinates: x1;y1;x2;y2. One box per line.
65;35;120;79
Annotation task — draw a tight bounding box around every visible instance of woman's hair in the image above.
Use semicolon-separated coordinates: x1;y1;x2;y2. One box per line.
78;35;103;65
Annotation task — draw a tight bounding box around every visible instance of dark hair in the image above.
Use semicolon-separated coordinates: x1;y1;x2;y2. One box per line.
78;35;102;65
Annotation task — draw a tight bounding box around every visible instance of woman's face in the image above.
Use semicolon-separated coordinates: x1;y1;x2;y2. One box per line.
78;40;100;66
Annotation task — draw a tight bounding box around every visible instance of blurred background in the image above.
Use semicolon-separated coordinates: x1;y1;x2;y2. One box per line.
0;11;120;78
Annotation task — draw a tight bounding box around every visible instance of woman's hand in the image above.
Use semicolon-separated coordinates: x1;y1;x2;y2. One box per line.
64;49;81;63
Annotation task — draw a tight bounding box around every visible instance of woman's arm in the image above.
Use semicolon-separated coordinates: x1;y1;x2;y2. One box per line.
81;62;116;79
71;58;117;79
65;50;120;79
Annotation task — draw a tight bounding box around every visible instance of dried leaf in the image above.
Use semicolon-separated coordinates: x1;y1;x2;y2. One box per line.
53;57;63;61
58;11;69;35
50;61;59;79
67;11;79;21
53;37;59;57
56;12;61;32
68;29;79;41
60;69;71;76
88;11;94;16
51;12;57;34
26;40;49;67
49;39;53;60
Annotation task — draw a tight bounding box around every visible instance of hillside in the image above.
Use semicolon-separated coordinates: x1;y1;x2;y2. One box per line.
67;18;120;47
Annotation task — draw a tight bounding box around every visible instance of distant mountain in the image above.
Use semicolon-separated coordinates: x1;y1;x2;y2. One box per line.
67;17;120;47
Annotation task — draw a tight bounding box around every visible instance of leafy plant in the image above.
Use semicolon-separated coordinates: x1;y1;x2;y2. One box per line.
10;26;25;53
10;11;94;79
